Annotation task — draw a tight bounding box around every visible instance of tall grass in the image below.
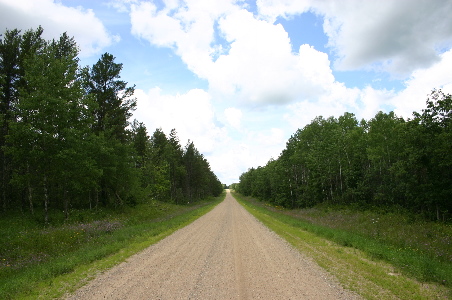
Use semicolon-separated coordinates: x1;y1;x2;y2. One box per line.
287;205;452;264
0;193;225;299
233;192;452;297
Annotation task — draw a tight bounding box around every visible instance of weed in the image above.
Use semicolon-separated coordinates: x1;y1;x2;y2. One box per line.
234;192;451;299
0;192;225;299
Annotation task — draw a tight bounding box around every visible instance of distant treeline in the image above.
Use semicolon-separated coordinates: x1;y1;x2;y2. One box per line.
236;90;451;221
0;27;223;222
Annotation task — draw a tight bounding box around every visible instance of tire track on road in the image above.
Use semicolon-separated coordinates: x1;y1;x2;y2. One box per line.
67;190;360;299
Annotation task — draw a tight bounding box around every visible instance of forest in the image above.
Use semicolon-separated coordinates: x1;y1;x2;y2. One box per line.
236;89;452;222
0;27;223;222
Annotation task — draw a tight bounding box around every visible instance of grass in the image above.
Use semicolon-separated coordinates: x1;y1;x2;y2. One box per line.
0;192;225;299
287;204;452;265
233;191;451;299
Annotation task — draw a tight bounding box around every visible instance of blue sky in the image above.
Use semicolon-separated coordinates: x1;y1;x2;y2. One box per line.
1;0;452;184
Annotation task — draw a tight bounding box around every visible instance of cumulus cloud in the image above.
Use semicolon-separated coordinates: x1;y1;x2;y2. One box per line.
392;49;452;118
107;0;138;13
132;86;290;184
321;0;452;76
0;0;117;57
210;12;340;105
130;0;237;77
283;82;400;131
207;127;287;184
206;142;254;185
125;0;452;182
132;86;279;184
257;0;452;77
130;2;344;106
224;107;243;130
133;87;226;153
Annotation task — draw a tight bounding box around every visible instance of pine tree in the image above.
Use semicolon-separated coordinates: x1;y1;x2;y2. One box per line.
82;53;137;206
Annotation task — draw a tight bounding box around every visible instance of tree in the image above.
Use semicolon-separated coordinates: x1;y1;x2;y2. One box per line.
148;128;170;200
410;90;452;219
167;129;186;203
82;53;136;141
0;27;45;211
6;32;100;221
1;27;224;219
183;139;223;200
82;53;137;206
131;120;149;168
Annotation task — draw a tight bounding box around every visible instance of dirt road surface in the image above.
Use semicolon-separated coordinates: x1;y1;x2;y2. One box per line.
67;190;359;299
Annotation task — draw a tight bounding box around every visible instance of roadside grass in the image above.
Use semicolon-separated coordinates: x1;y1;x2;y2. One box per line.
0;192;225;299
287;204;452;265
233;192;451;299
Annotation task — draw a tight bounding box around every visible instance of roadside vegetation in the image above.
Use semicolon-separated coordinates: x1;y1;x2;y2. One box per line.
0;191;225;299
233;191;451;299
0;26;224;223
235;89;451;222
0;26;226;299
233;87;451;297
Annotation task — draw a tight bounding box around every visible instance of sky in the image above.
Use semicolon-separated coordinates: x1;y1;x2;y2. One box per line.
1;0;452;184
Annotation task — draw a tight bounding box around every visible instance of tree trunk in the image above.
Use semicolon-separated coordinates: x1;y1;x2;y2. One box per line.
436;203;440;221
1;153;6;212
64;188;68;220
28;180;34;215
27;164;34;215
43;175;49;224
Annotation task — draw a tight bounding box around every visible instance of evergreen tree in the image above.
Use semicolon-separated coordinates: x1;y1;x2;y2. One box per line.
6;32;100;221
0;27;45;210
82;53;136;141
82;53;137;206
167;129;186;203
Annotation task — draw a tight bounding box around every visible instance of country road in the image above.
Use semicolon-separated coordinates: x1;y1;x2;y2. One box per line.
67;190;359;299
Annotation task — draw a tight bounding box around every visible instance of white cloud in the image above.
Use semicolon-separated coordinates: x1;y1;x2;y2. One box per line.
206;142;253;184
224;107;242;130
207;127;287;184
256;0;312;22
107;0;138;13
321;0;452;76
130;0;238;78
209;9;296;103
392;49;452;118
257;0;452;77
254;127;285;147
129;1;344;106
126;0;452;183
133;87;226;153
284;83;399;131
0;0;117;57
358;87;396;120
132;87;291;184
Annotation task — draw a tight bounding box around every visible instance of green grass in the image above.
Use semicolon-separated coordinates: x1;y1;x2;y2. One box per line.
0;192;225;299
233;192;451;299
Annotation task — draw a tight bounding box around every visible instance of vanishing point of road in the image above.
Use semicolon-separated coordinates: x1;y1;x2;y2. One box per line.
67;190;359;299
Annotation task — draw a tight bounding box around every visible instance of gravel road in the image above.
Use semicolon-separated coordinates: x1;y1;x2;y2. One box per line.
67;190;360;299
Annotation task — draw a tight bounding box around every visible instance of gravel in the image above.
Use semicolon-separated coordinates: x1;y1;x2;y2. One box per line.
66;190;360;299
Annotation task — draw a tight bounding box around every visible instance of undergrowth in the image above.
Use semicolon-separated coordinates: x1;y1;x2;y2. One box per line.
233;192;451;298
0;192;225;299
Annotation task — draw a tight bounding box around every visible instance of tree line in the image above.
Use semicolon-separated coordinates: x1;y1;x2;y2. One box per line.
237;90;451;221
0;27;223;222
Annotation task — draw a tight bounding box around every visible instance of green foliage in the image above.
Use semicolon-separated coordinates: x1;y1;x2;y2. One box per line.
238;91;452;221
0;27;46;211
235;192;452;296
0;27;223;221
0;194;225;299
